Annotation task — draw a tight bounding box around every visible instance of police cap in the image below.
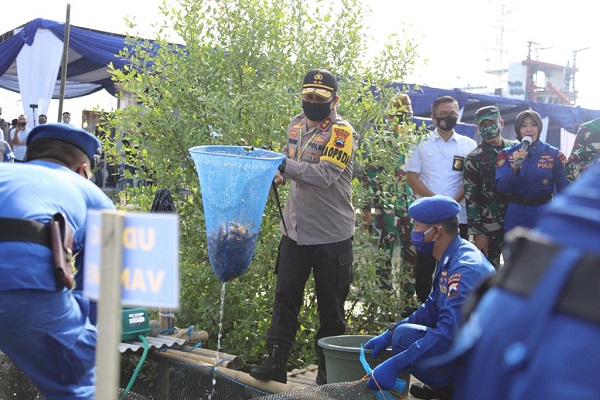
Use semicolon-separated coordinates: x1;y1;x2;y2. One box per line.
27;123;101;167
408;195;461;224
301;69;337;100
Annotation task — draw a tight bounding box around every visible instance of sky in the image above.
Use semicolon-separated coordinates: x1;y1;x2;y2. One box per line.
1;0;598;126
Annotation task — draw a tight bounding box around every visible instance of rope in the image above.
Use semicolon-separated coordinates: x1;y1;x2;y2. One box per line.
359;345;407;399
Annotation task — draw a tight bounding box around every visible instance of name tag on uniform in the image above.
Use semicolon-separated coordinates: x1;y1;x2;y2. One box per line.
453;155;465;171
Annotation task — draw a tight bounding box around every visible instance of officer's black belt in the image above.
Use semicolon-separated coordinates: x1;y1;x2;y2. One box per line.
507;193;552;206
496;235;600;325
0;218;51;248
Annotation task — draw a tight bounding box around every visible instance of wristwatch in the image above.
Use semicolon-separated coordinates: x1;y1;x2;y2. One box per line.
278;158;286;174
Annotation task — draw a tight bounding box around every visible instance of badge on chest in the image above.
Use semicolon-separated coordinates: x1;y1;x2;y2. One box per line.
453;155;465;171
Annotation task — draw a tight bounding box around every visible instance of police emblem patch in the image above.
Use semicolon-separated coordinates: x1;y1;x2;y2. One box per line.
558;151;567;166
448;273;462;298
496;152;507;168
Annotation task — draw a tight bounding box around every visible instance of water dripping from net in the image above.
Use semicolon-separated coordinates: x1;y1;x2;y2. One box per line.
208;282;227;399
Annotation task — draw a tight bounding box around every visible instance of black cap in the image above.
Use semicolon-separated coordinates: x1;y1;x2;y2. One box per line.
301;69;337;100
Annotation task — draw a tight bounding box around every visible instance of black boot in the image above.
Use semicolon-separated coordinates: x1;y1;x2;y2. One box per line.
315;346;327;385
249;344;289;384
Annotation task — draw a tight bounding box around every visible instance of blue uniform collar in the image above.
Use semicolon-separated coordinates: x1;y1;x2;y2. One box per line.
439;235;463;270
29;159;73;172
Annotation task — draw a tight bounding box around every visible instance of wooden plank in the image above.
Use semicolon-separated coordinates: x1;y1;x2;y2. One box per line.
287;375;317;386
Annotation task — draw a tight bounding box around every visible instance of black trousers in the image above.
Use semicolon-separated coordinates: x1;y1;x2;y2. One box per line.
266;235;353;352
415;224;468;303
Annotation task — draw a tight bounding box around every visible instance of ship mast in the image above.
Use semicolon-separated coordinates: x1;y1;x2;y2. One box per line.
571;47;590;104
487;1;514;90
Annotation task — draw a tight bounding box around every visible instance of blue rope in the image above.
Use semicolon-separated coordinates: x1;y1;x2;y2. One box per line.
360;345;406;399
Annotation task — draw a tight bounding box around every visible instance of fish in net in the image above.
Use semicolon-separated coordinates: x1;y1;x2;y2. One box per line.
189;145;285;282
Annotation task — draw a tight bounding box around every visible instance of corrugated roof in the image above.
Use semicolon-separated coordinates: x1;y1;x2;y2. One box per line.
119;335;187;353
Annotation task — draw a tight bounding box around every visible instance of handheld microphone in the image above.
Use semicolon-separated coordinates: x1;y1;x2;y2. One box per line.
514;136;532;169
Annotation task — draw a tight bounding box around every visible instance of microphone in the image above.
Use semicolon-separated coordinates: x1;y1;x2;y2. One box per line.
514;136;532;169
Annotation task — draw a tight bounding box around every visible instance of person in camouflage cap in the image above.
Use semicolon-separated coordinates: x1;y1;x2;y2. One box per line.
464;106;517;268
565;117;600;181
360;93;417;291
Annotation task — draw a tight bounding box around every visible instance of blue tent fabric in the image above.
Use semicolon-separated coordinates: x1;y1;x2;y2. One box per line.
395;83;600;135
1;18;599;133
0;18;160;98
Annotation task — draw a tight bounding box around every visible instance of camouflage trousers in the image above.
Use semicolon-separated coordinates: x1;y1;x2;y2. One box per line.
484;231;504;270
375;209;416;292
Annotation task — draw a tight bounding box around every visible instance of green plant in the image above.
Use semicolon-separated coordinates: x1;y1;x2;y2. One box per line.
105;0;422;369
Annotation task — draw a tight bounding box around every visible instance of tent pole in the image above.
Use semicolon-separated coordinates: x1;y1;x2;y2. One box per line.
57;4;71;122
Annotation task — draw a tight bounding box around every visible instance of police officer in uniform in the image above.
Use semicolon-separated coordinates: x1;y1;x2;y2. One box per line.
565;116;600;181
495;110;569;233
249;69;357;385
448;163;600;399
0;123;115;399
464;106;517;268
364;195;495;398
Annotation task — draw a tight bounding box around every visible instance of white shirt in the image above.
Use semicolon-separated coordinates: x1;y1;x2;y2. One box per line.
10;128;30;161
405;130;477;224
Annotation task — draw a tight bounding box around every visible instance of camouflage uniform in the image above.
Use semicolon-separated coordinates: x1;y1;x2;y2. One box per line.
464;138;516;268
361;120;416;291
565;117;600;181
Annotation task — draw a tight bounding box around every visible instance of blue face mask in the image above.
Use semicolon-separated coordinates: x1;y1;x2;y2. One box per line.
411;226;436;255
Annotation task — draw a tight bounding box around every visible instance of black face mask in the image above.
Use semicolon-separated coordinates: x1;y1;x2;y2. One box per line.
303;100;332;122
435;116;458;131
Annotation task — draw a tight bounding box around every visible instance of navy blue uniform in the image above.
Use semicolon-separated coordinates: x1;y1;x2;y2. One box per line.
367;236;494;389
0;160;114;399
495;139;568;232
447;163;600;400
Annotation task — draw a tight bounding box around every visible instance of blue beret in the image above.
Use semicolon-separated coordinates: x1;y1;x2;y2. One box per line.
27;123;101;166
408;195;460;224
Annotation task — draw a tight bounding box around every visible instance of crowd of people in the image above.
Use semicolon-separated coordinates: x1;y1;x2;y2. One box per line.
0;109;72;163
250;68;600;400
1;67;600;400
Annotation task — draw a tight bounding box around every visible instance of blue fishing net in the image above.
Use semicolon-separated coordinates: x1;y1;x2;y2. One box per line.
189;146;285;282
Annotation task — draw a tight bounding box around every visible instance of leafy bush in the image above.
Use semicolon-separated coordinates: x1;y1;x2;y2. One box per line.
105;0;422;369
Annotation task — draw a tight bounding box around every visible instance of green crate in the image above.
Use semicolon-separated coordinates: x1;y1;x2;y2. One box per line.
121;308;150;341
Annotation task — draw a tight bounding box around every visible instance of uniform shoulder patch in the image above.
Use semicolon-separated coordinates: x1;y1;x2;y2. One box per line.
496;151;508;168
447;273;462;298
557;151;567;166
321;124;353;169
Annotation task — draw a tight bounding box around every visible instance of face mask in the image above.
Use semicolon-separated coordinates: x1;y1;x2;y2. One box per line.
480;123;501;140
435;116;458;131
303;100;332;122
410;226;436;255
